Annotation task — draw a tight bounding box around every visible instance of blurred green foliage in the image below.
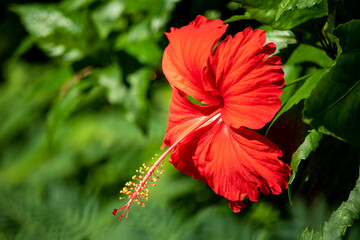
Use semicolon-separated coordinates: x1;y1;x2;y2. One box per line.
1;0;360;239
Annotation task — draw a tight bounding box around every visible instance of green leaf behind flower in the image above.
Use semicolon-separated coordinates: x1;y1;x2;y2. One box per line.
303;52;360;146
270;68;327;129
289;130;322;185
233;0;328;29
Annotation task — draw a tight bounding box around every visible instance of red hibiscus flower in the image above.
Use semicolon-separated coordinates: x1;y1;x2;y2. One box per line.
113;15;291;220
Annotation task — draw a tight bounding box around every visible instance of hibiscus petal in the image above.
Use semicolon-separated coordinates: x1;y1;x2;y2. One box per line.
168;119;216;183
163;15;227;104
195;121;290;202
162;89;220;148
228;200;247;213
207;27;284;129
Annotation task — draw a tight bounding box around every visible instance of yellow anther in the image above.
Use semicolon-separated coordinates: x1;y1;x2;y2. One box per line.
117;154;166;217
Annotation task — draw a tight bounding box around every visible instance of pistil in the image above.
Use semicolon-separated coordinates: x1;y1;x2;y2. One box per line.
113;109;221;221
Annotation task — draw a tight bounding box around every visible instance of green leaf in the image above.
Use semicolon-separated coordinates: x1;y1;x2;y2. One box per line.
0;62;72;144
10;36;35;60
276;0;324;21
334;20;360;53
38;42;84;61
115;21;162;66
299;227;322;240
91;1;126;39
270;69;327;129
303;52;360;146
61;0;96;11
11;4;83;38
287;44;334;68
322;166;360;239
259;25;297;54
224;12;252;23
233;0;328;29
271;44;334;124
47;79;94;149
280;64;302;104
123;39;163;66
294;136;360;209
289;130;322;185
125;68;152;128
97;64;126;105
266;103;311;167
12;4;86;61
204;10;222;20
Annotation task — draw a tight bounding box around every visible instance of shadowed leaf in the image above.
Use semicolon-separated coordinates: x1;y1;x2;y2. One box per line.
303;52;360;146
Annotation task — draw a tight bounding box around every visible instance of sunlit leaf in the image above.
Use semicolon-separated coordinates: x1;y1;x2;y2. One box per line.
289;129;322;185
11;4;82;38
91;1;126;39
11;4;86;61
97;64;126;105
61;0;96;11
259;25;297;54
224;12;252;23
276;0;324;21
233;0;328;29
